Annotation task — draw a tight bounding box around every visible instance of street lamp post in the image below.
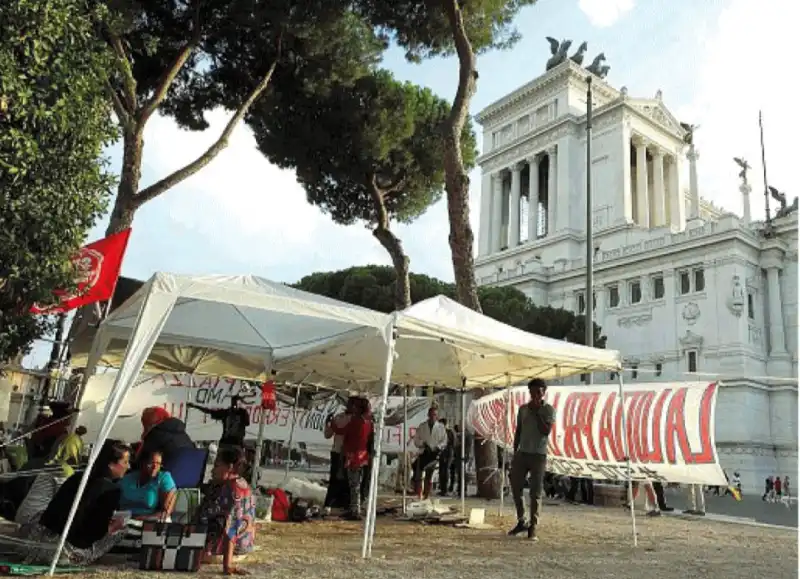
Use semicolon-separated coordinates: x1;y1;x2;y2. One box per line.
585;76;594;383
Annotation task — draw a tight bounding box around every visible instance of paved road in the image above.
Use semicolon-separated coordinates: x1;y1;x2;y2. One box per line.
660;487;797;528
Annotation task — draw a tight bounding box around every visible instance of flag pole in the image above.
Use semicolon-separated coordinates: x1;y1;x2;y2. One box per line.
759;111;771;228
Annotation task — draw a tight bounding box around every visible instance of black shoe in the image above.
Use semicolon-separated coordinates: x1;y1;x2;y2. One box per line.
646;510;661;517
661;506;674;512
527;525;538;542
508;520;528;536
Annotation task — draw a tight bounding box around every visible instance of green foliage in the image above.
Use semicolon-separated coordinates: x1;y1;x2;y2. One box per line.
250;69;476;227
356;0;537;61
293;265;605;346
127;1;387;132
0;0;115;363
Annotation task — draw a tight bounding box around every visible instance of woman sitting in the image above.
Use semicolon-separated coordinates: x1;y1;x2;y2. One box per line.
133;407;194;470
119;450;176;520
196;446;255;575
16;440;130;565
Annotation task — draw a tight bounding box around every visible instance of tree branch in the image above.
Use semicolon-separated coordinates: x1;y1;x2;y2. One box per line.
107;32;138;112
133;58;279;208
137;0;203;126
103;76;130;130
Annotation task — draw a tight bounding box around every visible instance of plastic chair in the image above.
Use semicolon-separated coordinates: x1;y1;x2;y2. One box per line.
164;447;208;522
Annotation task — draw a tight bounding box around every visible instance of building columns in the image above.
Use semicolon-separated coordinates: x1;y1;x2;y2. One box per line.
478;173;492;256
528;156;540;240
509;163;522;247
667;154;685;231
652;149;666;226
761;248;791;375
547;147;557;234
635;140;649;227
687;145;700;220
490;173;504;253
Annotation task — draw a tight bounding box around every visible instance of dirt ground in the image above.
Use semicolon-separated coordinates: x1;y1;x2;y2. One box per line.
82;502;797;579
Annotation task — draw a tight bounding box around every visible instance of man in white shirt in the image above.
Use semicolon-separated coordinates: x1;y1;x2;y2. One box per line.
412;406;448;499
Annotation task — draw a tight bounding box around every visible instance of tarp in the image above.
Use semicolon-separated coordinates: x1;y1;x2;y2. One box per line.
79;372;431;457
468;382;727;486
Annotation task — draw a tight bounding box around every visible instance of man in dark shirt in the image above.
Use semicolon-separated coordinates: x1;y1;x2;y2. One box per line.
508;378;556;542
188;395;250;448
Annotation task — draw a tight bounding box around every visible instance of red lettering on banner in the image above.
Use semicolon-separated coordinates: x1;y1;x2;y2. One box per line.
664;387;692;464
488;399;507;443
625;391;646;463
633;391;654;463
548;392;562;457
562;393;585;460
578;392;600;461
643;389;669;464
598;393;622;461
688;383;716;464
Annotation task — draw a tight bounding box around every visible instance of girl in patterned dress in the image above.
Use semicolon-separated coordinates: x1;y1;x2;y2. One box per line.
196;446;256;575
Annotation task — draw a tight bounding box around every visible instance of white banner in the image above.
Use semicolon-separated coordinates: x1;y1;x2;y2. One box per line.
467;382;726;486
79;373;431;457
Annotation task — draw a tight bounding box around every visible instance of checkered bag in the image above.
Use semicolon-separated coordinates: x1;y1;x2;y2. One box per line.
139;521;207;571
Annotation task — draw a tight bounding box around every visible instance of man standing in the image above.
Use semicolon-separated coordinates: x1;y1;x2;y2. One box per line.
508;379;556;542
188;395;250;449
412;406;448;499
684;483;706;516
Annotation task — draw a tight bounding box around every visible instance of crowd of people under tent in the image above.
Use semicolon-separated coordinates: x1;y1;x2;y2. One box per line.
0;377;758;568
0;396;257;574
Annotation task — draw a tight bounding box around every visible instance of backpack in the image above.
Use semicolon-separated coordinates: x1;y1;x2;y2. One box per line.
265;488;290;522
289;498;311;522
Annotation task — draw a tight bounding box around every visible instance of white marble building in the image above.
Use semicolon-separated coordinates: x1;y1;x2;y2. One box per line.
470;59;798;494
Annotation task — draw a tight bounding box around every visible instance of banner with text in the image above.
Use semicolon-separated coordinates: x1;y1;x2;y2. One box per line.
80;373;430;458
467;382;726;485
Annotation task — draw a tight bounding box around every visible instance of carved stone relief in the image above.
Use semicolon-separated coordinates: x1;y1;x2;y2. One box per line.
678;329;703;350
617;312;652;328
727;274;745;317
682;302;701;326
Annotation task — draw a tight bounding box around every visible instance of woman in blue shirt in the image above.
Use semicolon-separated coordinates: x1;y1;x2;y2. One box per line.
119;450;177;520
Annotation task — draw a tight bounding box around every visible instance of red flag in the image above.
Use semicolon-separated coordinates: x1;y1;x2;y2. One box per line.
260;380;276;410
31;229;131;314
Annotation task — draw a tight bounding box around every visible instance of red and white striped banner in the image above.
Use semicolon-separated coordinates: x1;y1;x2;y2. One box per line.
467;382;726;486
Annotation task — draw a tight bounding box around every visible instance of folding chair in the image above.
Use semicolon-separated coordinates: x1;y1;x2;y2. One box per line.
164;447;209;523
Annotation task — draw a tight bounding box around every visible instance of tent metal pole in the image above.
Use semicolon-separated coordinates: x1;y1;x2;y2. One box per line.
361;320;397;559
617;373;638;547
283;384;303;482
251;355;275;489
499;375;511;517
401;385;408;515
460;384;466;515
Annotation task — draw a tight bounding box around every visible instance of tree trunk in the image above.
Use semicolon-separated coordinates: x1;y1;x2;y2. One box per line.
440;0;498;500
109;127;144;235
369;180;411;311
373;227;411;311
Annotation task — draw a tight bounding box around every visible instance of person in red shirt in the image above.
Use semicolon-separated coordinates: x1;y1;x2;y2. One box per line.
332;397;373;520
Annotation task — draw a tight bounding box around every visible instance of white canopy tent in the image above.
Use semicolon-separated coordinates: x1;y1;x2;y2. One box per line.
50;272;631;573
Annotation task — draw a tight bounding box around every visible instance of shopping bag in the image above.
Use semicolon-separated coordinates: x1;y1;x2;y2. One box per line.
139;521;207;571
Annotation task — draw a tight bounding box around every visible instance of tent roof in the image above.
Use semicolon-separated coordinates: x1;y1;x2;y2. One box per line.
85;272;390;379
279;295;622;388
82;273;621;389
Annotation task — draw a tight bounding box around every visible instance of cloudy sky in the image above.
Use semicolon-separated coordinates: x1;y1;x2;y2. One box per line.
25;0;796;365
